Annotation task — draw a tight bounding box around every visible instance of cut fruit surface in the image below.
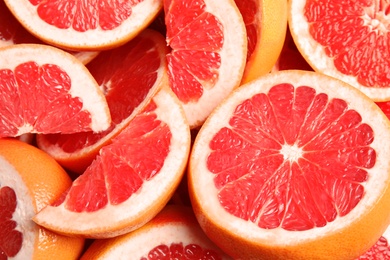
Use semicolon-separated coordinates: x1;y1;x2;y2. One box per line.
34;88;191;238
37;29;168;174
0;43;110;138
236;0;288;84
80;205;231;259
0;0;99;64
4;0;163;50
289;0;390;101
189;70;390;259
0;138;84;259
164;0;247;128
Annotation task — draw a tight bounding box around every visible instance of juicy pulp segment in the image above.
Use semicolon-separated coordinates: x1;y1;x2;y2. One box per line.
207;83;375;231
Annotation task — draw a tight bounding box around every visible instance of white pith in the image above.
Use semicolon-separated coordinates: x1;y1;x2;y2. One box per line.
96;222;230;259
190;70;390;246
4;0;162;50
0;156;36;259
34;89;191;237
289;0;390;101
0;44;110;133
173;0;247;127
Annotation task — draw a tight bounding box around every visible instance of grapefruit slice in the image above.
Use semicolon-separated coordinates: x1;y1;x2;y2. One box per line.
37;29;168;174
0;1;99;64
0;138;84;259
79;205;231;259
0;43;110;138
236;0;288;84
164;0;247;128
189;70;390;259
34;87;191;239
4;0;163;51
289;0;390;101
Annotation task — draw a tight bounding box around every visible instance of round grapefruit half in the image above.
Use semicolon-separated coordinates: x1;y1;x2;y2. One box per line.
34;87;191;238
0;43;110;138
164;0;247;128
289;0;390;101
189;70;390;259
4;0;163;51
37;29;168;174
0;138;85;259
80;205;231;259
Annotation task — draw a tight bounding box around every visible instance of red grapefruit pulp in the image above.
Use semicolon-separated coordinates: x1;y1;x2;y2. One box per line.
189;70;390;259
34;88;191;238
37;29;168;173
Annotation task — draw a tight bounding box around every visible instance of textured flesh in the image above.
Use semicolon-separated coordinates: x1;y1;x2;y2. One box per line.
357;236;390;259
207;83;375;231
28;0;144;32
140;242;222;260
56;101;172;212
304;0;390;88
165;0;223;103
41;35;160;153
234;0;258;62
0;61;92;137
0;186;22;258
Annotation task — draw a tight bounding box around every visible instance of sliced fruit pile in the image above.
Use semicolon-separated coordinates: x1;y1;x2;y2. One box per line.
1;0;390;259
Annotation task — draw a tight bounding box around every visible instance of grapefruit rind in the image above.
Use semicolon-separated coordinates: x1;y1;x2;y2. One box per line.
0;44;110;134
288;0;390;101
189;70;390;259
33;88;191;238
0;139;85;259
240;0;288;84
4;0;163;51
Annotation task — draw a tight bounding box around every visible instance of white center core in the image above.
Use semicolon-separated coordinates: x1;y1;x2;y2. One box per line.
280;144;303;162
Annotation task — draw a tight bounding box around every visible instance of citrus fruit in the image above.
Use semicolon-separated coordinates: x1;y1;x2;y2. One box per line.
0;138;84;259
79;205;231;259
358;224;390;259
376;101;390;120
188;70;390;259
164;0;247;128
272;27;313;72
0;1;99;64
236;0;288;84
34;87;191;239
288;0;390;101
0;43;110;138
4;0;163;51
36;29;168;174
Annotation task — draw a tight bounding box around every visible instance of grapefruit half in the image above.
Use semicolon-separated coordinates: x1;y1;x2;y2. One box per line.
189;70;390;259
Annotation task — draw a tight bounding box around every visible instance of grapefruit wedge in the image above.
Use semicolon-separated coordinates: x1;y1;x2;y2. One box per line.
289;0;390;101
189;70;390;259
164;0;247;128
0;43;110;138
34;87;191;239
0;139;84;259
37;29;168;174
4;0;163;51
235;0;288;84
80;205;231;259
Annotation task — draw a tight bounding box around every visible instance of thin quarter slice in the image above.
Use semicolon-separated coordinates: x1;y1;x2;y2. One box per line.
34;88;191;239
0;44;110;138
